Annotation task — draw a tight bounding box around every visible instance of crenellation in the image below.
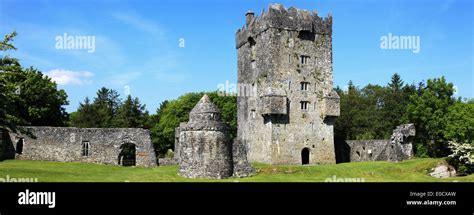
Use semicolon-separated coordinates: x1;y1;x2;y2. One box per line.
236;4;333;49
237;4;339;165
0;4;418;176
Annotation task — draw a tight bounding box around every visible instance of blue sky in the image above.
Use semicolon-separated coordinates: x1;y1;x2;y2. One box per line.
1;0;472;113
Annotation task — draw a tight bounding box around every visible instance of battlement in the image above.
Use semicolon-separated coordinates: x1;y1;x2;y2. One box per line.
237;4;339;165
236;4;332;48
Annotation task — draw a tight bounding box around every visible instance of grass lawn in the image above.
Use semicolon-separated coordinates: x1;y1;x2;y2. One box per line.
0;158;473;182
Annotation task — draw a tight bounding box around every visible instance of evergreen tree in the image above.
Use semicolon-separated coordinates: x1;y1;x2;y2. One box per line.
92;87;121;127
114;95;149;128
383;73;416;135
70;97;97;127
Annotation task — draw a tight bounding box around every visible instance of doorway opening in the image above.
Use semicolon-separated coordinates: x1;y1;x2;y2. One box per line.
16;138;24;154
118;143;136;166
301;148;310;165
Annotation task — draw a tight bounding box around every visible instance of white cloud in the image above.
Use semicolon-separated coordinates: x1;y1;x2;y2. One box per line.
45;69;94;86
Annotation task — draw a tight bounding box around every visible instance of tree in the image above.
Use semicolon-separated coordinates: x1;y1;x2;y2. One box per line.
150;92;236;156
6;67;69;126
92;87;121;127
113;95;149;128
1;32;68;128
444;102;474;145
0;31;23;131
70;97;97;127
335;74;417;141
388;73;403;93
444;101;474;175
155;100;169;123
71;89;154;129
71;87;122;128
403;77;456;157
383;74;416;134
334;81;359;140
447;141;474;175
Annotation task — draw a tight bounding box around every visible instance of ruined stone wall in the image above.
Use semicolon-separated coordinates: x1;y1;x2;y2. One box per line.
232;139;256;177
1;129;15;160
337;124;416;163
345;140;391;162
158;158;178;166
237;4;339;165
7;127;156;167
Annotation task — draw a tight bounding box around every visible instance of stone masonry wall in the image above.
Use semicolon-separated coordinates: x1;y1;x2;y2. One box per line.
178;95;234;179
7;127;156;167
345;140;391;162
237;4;339;165
338;124;416;163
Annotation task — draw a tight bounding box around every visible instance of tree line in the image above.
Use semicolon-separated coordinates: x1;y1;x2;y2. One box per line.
336;74;473;158
334;74;473;174
69;87;152;129
1;32;472;174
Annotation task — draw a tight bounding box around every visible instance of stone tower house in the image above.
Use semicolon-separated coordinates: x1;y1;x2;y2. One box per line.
236;4;340;165
178;95;233;179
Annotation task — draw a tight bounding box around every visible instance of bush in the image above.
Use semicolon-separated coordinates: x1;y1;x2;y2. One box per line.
447;141;474;176
415;144;429;158
165;149;174;158
151;92;236;155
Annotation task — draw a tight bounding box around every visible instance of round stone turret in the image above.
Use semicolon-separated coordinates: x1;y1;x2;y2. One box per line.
178;95;233;179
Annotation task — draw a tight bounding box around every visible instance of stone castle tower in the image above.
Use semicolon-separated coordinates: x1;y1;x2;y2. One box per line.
236;4;340;165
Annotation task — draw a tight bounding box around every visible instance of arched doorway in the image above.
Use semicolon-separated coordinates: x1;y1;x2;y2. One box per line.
301;148;310;165
118;143;136;166
16;138;24;154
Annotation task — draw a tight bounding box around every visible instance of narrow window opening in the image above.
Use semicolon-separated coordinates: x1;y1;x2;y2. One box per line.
82;141;90;157
298;30;315;41
300;55;310;65
250;109;256;119
300;82;309;91
300;101;309;110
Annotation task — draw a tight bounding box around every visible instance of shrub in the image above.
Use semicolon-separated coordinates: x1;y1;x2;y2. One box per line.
447;141;474;176
165;149;174;158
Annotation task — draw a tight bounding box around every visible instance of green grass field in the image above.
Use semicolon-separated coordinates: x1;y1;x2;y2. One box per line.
0;158;473;182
